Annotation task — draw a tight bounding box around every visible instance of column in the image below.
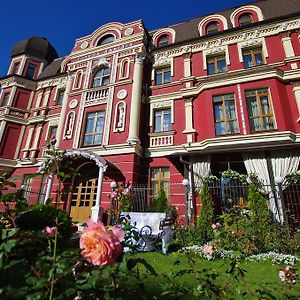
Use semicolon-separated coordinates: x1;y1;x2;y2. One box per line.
22;125;34;159
127;52;144;145
30;123;43;159
56;72;73;148
292;82;300;121
91;165;106;222
44;173;54;204
281;32;295;58
182;97;196;143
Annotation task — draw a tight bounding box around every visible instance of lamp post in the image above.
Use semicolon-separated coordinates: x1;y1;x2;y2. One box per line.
109;181;118;225
274;176;287;225
182;179;190;225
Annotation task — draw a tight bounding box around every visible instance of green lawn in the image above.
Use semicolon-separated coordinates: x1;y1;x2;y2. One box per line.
120;252;300;299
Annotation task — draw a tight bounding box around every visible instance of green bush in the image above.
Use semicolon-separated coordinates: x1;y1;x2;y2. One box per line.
149;188;168;212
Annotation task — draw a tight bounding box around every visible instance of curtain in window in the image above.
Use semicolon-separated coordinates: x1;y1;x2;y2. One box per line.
243;151;300;223
192;156;211;192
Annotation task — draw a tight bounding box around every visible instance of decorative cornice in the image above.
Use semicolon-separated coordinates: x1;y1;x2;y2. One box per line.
37;75;67;90
0;76;36;90
153;17;300;60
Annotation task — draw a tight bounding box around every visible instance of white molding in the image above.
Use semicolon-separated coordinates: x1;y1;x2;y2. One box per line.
152;28;176;45
198;14;228;37
230;5;264;27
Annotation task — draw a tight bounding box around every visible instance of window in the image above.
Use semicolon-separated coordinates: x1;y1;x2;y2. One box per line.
25;63;37;79
48;126;58;140
157;35;170;47
155;67;171;85
206;22;220;35
242;47;264;68
22;174;33;201
207;55;227;75
12;62;20;74
37;175;47;204
92;68;110;87
83;111;105;146
245;88;274;132
238;13;253;26
56;89;65;105
150;167;170;198
1;93;10;107
213;94;239;135
97;34;115;46
154;108;171;132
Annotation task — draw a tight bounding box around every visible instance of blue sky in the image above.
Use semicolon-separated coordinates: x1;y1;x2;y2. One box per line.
0;0;253;76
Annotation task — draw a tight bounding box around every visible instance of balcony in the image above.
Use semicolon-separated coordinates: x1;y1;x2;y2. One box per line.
85;87;109;106
149;131;175;147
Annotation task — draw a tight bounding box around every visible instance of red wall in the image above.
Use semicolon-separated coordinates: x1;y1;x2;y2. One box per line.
0;123;21;158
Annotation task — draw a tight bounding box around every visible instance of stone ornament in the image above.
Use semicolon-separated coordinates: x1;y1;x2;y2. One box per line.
117;89;127;100
69;99;78;109
125;28;134;36
81;41;89;49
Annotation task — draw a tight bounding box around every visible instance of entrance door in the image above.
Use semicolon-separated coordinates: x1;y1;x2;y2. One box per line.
70;178;98;222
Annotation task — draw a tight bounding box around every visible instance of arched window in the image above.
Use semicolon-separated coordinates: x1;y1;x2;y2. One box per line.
238;13;253;26
97;34;115;46
206;22;220;35
157;35;170;47
92;68;110;87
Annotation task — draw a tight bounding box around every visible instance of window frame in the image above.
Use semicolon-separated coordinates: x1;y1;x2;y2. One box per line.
245;88;275;132
48;125;58;140
206;21;220;35
97;34;115;46
207;54;227;75
25;63;37;79
157;35;170;47
154;108;172;132
238;13;253;27
92;67;110;87
213;93;239;136
150;166;170;198
1;92;10;107
82;111;105;147
242;47;264;68
56;89;65;105
155;66;171;85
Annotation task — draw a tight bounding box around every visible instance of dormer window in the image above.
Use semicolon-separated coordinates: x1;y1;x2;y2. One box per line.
26;63;37;79
157;35;170;47
206;22;220;35
92;67;110;87
97;34;115;46
238;13;253;27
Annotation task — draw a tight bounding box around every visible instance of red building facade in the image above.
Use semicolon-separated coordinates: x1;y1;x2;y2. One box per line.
1;0;300;222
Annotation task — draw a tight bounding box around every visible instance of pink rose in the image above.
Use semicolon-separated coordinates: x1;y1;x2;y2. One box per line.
110;191;118;198
279;270;286;282
203;243;214;257
43;226;57;235
80;220;124;266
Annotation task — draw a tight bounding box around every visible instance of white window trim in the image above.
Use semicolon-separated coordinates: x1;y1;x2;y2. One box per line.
152;28;176;46
151;57;174;81
202;45;230;70
54;86;65;105
198;14;228;37
45;119;59;141
150;100;174;127
237;37;268;64
230;5;264;27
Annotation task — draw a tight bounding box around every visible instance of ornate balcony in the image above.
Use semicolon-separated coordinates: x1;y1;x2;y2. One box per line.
85;87;109;104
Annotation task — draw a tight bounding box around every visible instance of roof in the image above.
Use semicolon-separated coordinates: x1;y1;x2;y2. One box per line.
11;36;58;63
151;0;300;44
37;57;64;80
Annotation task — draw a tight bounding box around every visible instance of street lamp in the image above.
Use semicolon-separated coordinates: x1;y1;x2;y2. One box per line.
182;179;190;225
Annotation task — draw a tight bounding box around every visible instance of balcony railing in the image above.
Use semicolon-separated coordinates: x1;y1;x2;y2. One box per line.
150;134;174;147
85;88;109;102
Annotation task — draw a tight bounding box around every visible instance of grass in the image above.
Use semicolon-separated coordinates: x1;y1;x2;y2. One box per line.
120;251;300;299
